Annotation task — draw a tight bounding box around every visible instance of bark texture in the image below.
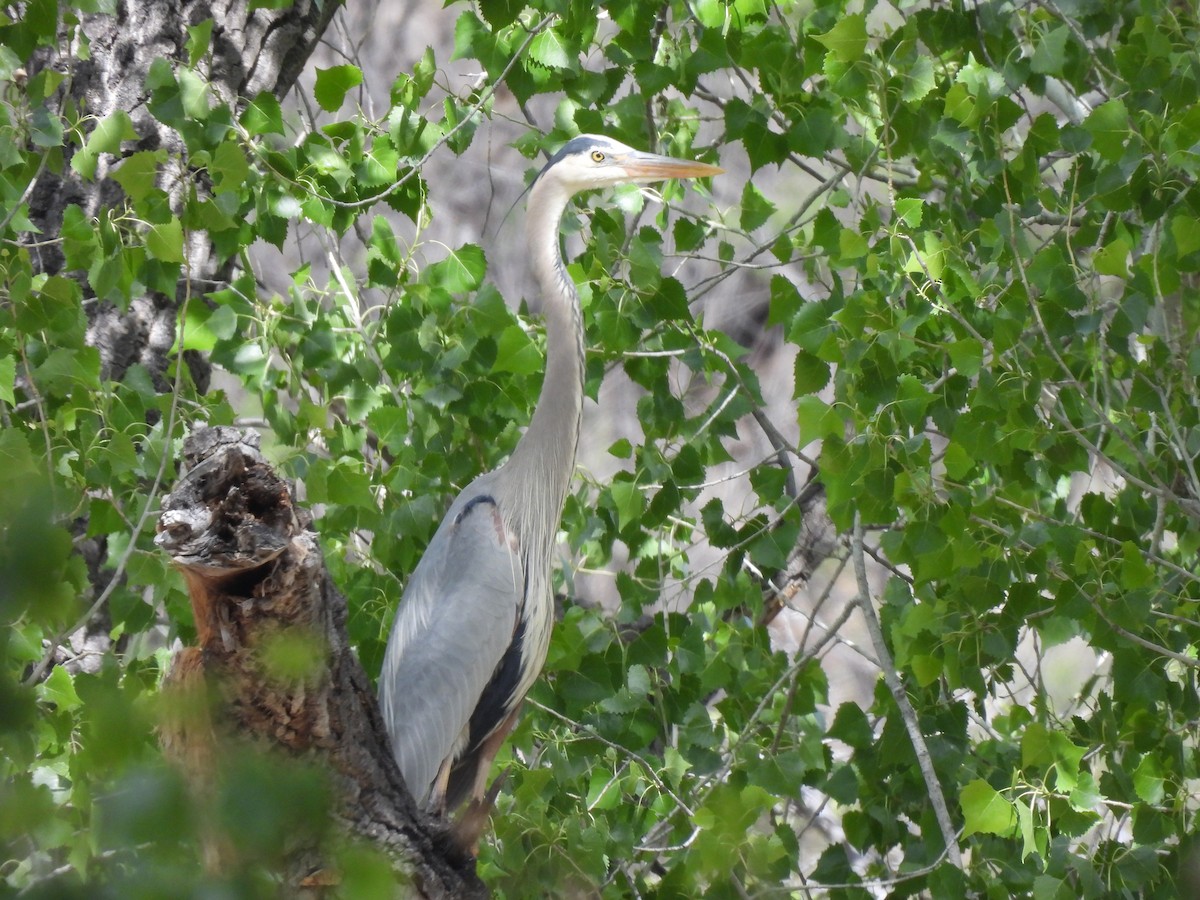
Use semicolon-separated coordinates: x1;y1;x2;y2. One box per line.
24;0;338;385
156;426;487;898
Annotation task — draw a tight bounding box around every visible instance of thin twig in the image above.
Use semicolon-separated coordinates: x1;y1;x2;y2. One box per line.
527;698;695;820
0;150;49;234
751;408;798;499
325;248;407;410
851;512;963;869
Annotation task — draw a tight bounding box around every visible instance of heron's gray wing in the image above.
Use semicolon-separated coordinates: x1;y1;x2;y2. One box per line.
378;490;523;803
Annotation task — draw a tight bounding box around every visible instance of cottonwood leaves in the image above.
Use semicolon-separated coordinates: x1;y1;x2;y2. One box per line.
3;0;1200;897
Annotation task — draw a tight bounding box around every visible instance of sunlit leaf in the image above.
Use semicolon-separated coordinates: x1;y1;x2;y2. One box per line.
314;65;364;112
813;15;867;63
961;779;1016;837
70;110;136;179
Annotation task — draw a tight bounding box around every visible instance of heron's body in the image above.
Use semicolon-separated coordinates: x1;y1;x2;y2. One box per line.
378;135;720;819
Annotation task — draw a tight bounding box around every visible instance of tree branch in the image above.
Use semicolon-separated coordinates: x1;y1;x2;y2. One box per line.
155;426;486;898
850;512;963;870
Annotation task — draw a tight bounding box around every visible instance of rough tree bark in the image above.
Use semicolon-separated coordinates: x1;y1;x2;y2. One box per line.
26;0;338;385
155;426;487;898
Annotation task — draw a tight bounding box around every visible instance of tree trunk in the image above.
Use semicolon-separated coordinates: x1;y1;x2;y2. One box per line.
155;427;487;898
25;0;338;385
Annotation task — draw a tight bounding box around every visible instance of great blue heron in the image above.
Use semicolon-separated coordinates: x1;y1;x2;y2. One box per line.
378;134;721;824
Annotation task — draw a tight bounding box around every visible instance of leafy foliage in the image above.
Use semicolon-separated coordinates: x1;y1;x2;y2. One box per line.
3;0;1200;896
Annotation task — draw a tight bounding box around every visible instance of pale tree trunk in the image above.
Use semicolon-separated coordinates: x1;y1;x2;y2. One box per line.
25;0;337;385
22;2;487;893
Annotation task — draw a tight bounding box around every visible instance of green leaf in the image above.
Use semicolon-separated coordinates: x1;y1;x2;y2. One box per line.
1133;755;1164;805
608;438;632;459
610;480;644;531
901;56;935;103
1031;25;1069;76
180;298;218;351
19;0;58;47
241;93;284;136
478;0;523;28
39;665;82;712
71;110;137;179
324;460;377;509
904;232;945;280
111;150;165;202
30;103;64;148
943;82;976;126
1172;214;1200;257
1093;237;1130;277
359;139;399;188
796;396;842;446
335;847;396;899
1014;797;1043;861
314;65;364;112
493;325;541;375
1119;540;1154;589
942;442;973;480
767;274;801;327
426;244;486;293
739;181;776;232
1032;876;1067;900
179;69;210;119
947;338;983;376
910;653;942;686
146;218;184;263
1068;772;1101;812
528;29;571;70
1084;99;1129;162
960;779;1016;837
897;374;931;429
0;356;14;405
793;351;830;395
692;0;728;29
895;198;923;227
813;15;867;63
186;18;214;67
210;140;251;194
838;228;868;260
1022;722;1086;790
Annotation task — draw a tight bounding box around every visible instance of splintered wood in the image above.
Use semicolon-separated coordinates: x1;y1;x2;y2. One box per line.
156;426;486;899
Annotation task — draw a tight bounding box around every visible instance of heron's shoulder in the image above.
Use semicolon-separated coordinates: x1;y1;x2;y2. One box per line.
419;472;516;557
437;471;502;525
398;480;522;606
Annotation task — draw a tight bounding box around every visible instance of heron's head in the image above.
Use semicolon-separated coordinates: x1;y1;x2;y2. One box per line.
535;134;722;195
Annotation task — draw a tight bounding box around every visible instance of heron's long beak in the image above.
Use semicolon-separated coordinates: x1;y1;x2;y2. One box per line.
620;151;723;182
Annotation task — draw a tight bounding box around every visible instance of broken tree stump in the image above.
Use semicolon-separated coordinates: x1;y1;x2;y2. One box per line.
155;426;485;898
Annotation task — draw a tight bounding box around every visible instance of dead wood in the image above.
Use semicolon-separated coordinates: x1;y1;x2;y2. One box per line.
156;426;486;898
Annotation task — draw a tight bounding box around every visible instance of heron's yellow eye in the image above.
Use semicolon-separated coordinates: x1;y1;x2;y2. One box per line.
590;150;605;163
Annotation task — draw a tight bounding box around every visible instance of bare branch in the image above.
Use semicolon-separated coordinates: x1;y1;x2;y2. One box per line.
850;513;963;870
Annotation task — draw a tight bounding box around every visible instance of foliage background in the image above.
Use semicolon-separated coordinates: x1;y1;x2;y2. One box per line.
3;0;1200;896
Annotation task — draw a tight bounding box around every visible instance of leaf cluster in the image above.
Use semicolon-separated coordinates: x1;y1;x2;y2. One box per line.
3;0;1200;896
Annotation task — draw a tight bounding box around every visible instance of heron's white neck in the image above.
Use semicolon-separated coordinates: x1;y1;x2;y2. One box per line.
501;174;584;548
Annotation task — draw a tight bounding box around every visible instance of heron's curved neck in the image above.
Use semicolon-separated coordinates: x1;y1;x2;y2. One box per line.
502;175;584;538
